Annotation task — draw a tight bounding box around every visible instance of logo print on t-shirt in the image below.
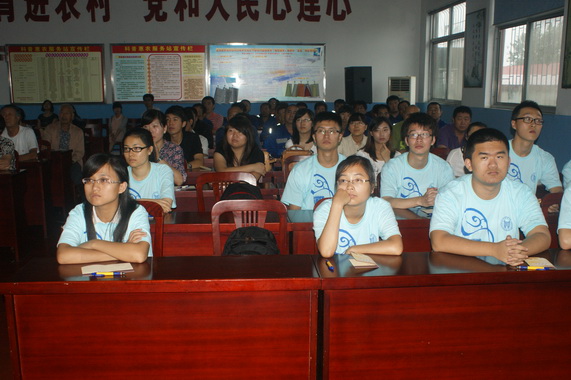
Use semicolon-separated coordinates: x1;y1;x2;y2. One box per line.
338;229;356;253
129;187;141;199
508;163;523;183
83;231;103;240
461;208;495;242
311;174;333;198
400;177;422;198
501;217;513;231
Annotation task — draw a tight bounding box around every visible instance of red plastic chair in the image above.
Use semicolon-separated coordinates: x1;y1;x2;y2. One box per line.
283;154;310;183
211;199;289;256
430;146;450;160
196;172;257;212
137;200;165;258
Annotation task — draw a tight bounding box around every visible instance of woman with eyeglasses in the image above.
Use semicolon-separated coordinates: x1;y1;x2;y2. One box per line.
357;117;401;179
141;109;187;186
56;153;151;264
285;108;317;154
338;113;368;157
313;155;403;257
214;114;266;180
122;128;175;214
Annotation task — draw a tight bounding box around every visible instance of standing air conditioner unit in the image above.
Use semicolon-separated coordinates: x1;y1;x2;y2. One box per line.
388;76;417;103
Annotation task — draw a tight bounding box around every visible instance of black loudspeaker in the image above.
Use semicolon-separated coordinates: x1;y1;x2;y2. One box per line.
345;66;372;104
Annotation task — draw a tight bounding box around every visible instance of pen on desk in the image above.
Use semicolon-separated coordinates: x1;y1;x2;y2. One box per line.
514;266;554;271
88;272;126;277
325;260;335;272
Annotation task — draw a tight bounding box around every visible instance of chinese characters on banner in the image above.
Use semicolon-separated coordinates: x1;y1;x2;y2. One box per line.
0;0;352;23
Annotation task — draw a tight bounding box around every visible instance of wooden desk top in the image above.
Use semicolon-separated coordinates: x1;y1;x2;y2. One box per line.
0;255;320;294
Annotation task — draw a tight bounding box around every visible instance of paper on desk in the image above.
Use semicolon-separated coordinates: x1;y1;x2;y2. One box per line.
524;257;555;268
81;263;134;275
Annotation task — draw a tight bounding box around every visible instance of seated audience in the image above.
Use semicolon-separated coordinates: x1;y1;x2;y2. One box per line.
339;113;368;156
1;104;38;161
436;105;472;150
141;109;186;186
183;107;209;156
563;160;571;189
214;114;266;181
263;103;297;158
313;155;403;257
36;99;58;131
427;101;446;129
261;102;287;143
285;109;316;154
164;106;204;169
381;113;454;218
57;153;151;264
507;100;562;195
447;122;487;177
108;102;128;151
281;112;346;210
216;103;260;148
356;116;401;179
333;98;346;113
257;102;278;135
430;128;550;265
202;96;224;132
0;115;16;171
191;103;214;149
386;95;402;125
123;128;175;213
314;101;327;115
42;103;85;185
390;104;420;152
338;105;353;136
398;100;410;119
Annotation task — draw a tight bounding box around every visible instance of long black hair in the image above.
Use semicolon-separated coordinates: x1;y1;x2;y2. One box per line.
122;127;157;163
83;153;139;242
291;108;315;145
362;117;396;161
221;114;258;167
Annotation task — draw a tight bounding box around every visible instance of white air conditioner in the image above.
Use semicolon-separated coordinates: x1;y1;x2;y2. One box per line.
388;76;417;103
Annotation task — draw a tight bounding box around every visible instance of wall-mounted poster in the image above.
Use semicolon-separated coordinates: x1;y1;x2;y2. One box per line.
208;44;326;103
112;44;206;102
464;9;486;88
8;45;104;103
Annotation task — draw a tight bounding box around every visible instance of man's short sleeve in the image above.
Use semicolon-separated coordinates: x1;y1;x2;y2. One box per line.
380;160;399;198
539;150;562;190
312;198;332;240
516;184;547;235
559;188;571;230
281;163;306;208
429;188;459;235
57;205;86;247
23;127;39;152
158;164;176;208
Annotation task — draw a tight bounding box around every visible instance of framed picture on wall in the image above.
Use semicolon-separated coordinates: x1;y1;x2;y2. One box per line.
463;9;486;88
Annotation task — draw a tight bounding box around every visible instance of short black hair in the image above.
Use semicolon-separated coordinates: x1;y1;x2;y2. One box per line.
314;101;327;112
334;99;346;106
276;102;288;112
141;109;166;128
112;102;122;109
143;93;154;101
402;112;437;138
335;155;376;190
386;95;400;103
312;111;342;133
202;96;215;104
230;102;246;112
165;105;188;122
398;100;410;107
464;128;509;161
427;101;441;110
338;105;353;115
353;100;367;109
466;121;487;136
453;105;472;119
296;102;308;109
511;100;543;120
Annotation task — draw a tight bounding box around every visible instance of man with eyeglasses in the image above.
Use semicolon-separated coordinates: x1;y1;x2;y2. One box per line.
281;112;346;210
508;100;562;195
381;113;454;218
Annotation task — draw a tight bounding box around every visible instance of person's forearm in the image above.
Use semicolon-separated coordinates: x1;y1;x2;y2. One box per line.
188;154;204;169
19;151;38;161
383;196;421;210
559;229;571;250
348;235;403;256
522;229;551;255
57;244;118;264
0;156;11;170
89;240;149;263
317;203;344;257
430;230;497;257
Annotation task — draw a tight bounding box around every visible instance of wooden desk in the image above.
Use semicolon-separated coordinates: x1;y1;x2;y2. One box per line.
0;255;319;379
0;171;27;260
175;187;281;212
318;250;571;379
49;150;74;211
19;160;50;237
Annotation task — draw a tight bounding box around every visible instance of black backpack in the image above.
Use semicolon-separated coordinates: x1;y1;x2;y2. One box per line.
220;182;263;200
222;226;280;255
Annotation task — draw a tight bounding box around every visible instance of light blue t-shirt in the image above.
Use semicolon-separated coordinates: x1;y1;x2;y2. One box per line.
430;175;546;264
508;140;561;192
562;160;571;190
58;203;153;256
380;152;454;216
128;162;176;208
558;187;571;231
313;197;401;255
281;153;345;210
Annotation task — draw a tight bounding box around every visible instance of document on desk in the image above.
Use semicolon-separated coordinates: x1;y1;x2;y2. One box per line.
81;263;134;275
349;253;379;268
524;257;555;268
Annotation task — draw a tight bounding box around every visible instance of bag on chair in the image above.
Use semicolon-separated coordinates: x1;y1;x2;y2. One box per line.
220;182;263;200
222;226;280;255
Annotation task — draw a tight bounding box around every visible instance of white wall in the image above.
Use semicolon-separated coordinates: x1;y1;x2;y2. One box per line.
0;0;422;105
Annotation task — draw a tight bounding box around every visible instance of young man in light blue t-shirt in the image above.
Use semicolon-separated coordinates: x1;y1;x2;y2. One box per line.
281;112;345;210
508;100;562;196
430;128;550;266
381;112;454;218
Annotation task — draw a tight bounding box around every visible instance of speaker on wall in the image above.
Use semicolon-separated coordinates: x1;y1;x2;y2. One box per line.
345;66;372;104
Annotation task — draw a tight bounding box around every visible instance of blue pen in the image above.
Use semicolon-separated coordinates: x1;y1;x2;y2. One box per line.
514;266;554;271
325;260;335;272
88;272;125;277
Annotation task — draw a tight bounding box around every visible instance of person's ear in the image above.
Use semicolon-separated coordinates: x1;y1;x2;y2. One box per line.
464;157;473;172
118;181;128;194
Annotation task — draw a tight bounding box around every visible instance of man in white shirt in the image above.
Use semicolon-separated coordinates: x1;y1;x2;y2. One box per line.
0;104;38;161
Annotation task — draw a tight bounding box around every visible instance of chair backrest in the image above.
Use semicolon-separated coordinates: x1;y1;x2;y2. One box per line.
430;146;450;160
196;172;257;212
211;199;289;256
38;139;51;160
540;192;563;218
283;154;310;183
13;150;20;171
313;197;331;211
137;200;165;258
